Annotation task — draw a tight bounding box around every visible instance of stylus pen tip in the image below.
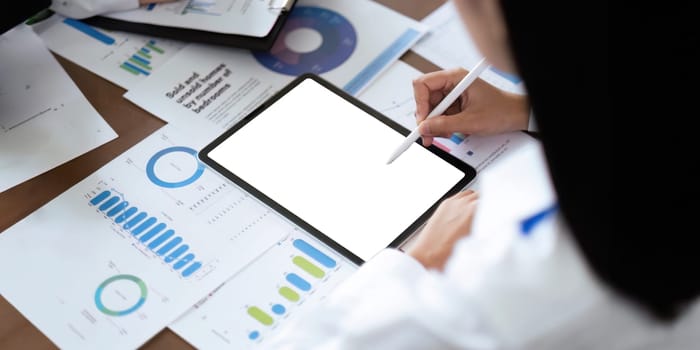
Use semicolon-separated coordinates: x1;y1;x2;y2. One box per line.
386;147;405;164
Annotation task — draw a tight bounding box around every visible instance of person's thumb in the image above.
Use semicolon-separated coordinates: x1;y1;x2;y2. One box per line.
418;115;464;138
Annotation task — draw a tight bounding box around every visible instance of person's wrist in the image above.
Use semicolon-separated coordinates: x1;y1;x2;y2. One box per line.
499;92;530;132
406;244;449;271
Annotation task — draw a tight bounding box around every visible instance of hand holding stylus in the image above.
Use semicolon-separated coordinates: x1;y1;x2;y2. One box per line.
386;58;490;164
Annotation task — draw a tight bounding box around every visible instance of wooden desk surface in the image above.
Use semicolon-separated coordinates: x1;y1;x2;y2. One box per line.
0;1;445;348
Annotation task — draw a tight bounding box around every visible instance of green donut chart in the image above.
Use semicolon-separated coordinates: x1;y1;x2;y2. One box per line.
94;274;148;316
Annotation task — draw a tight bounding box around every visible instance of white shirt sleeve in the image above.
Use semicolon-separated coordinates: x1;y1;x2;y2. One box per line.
263;142;568;350
50;0;140;19
263;248;500;349
261;137;699;350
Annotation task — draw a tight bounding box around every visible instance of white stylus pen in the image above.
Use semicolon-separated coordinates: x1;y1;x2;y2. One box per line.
386;58;490;164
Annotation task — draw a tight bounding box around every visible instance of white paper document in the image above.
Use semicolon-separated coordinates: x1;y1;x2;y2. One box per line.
0;24;117;193
411;1;525;95
124;0;427;144
357;60;536;172
0;123;293;349
104;0;283;37
170;232;357;348
32;13;185;90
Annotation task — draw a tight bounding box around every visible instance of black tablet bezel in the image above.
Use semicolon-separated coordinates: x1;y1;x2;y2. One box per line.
198;73;476;265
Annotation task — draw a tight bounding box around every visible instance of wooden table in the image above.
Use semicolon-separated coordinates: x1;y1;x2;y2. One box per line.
0;1;445;348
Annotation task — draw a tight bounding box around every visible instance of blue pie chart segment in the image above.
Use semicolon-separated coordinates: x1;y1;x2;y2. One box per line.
253;6;357;76
146;146;205;188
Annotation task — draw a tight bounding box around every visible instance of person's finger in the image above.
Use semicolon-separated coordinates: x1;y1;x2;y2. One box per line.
444;97;464;116
455;189;478;199
449;191;478;206
421;135;434;147
418;114;470;138
413;69;465;122
416;91;449;131
413;77;442;124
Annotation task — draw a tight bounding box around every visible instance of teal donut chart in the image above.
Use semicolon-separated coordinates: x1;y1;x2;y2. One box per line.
94;274;148;316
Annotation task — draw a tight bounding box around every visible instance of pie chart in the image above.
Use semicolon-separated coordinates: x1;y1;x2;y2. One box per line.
252;6;357;76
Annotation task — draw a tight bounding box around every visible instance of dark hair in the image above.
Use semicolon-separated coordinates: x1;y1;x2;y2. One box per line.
499;0;699;321
1;0;51;34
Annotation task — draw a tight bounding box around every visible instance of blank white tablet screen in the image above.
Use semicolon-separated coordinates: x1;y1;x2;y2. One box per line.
207;78;466;261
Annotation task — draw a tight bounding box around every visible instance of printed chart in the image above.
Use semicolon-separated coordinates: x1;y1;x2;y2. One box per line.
94;274;148;317
171;232;356;348
0;124;289;349
89;188;204;278
124;0;428;146
253;6;357;76
32;13;185;89
184;0;234;16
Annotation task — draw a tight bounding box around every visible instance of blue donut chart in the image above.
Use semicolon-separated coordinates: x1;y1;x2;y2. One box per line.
146;146;205;188
253;6;357;76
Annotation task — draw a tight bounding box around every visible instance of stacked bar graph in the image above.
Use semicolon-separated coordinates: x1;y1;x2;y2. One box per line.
245;238;337;342
120;40;165;76
89;190;202;277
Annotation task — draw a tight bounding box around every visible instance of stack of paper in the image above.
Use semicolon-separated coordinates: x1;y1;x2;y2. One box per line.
0;24;117;193
0;1;431;348
1;1;541;349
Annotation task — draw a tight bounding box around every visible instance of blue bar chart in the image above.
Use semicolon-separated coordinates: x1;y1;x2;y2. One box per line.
62;18;115;45
242;237;342;343
292;239;337;268
169;229;358;348
284;273;311;292
88;190;202;278
120;40;167;76
450;132;467;145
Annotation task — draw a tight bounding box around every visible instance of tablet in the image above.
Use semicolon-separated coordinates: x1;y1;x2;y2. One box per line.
199;74;476;265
